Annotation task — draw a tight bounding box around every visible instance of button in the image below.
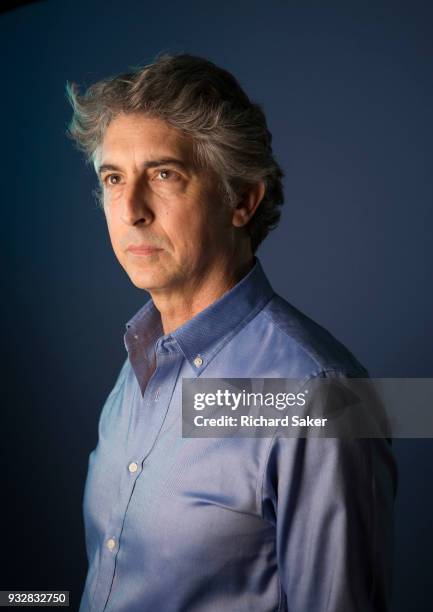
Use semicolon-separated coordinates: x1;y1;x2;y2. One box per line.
193;356;203;367
128;462;138;473
154;388;161;401
106;538;116;551
133;334;139;340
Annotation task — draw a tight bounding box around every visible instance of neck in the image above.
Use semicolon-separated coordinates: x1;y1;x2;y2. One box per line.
150;254;255;335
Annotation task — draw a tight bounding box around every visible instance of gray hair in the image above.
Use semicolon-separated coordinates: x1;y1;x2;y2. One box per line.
66;53;284;252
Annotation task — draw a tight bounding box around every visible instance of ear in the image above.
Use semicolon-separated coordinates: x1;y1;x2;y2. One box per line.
231;181;266;228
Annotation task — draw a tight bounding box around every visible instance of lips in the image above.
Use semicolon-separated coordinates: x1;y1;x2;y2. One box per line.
126;245;163;255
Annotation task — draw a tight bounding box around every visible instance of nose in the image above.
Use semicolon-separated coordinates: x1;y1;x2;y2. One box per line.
120;179;154;226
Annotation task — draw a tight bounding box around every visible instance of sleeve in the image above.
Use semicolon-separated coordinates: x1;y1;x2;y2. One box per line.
261;394;397;610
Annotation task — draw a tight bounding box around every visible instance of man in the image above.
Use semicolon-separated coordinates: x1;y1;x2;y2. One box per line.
67;53;396;611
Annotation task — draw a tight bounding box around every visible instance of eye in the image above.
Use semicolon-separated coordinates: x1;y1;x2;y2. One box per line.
155;169;179;181
104;174;122;186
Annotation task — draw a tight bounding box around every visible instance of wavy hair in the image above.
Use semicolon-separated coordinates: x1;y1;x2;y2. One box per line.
66;53;284;252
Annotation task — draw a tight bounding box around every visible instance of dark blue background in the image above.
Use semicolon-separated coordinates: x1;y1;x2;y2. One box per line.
2;1;432;610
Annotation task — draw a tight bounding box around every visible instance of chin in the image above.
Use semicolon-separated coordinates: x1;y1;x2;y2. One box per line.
126;267;173;292
128;273;162;291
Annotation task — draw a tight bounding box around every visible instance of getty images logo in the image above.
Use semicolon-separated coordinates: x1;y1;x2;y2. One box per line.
193;388;307;411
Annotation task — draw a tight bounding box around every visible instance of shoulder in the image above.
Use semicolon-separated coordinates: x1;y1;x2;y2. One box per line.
254;293;368;379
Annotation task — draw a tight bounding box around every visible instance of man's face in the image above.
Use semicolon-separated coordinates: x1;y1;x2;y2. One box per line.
96;113;235;293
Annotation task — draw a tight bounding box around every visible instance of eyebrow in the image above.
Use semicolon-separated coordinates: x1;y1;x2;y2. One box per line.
97;157;190;176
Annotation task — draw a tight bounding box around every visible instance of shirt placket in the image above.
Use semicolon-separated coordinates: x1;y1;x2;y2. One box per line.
91;337;183;612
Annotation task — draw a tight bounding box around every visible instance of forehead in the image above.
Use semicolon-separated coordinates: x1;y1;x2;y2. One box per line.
95;113;194;167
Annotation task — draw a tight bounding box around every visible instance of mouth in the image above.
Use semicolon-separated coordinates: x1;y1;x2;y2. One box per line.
126;245;163;256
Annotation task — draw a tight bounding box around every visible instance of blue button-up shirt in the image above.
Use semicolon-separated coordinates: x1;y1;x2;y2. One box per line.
79;259;396;612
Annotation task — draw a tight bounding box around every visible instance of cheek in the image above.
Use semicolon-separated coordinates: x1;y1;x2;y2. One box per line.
171;213;210;256
171;197;230;260
160;202;201;240
104;214;124;258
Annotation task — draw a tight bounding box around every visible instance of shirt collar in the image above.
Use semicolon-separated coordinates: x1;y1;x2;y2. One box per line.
124;257;274;375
